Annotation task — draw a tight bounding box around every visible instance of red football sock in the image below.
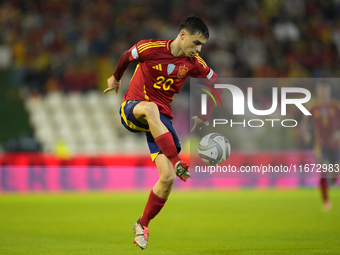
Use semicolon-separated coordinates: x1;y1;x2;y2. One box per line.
320;178;329;203
139;190;167;227
154;132;180;167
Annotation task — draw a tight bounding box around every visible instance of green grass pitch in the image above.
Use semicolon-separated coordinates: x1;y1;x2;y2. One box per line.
0;188;339;255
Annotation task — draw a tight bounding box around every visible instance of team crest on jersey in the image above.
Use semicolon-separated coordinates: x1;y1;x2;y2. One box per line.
177;65;189;79
167;64;175;75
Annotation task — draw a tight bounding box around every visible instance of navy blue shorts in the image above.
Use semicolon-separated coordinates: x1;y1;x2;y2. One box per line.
120;100;181;161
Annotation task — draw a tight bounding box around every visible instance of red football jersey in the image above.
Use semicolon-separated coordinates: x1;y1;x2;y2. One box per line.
309;99;340;149
122;39;218;119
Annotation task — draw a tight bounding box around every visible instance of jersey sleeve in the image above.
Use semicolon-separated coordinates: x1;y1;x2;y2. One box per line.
113;40;151;80
127;40;152;62
191;54;212;79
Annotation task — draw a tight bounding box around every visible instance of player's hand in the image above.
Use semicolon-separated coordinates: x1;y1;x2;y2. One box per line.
104;75;121;94
190;116;209;133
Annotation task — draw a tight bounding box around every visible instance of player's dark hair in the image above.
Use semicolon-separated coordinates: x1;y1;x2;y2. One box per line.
179;15;209;39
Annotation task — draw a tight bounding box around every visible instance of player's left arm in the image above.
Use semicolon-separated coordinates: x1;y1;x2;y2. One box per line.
190;115;209;134
190;57;223;133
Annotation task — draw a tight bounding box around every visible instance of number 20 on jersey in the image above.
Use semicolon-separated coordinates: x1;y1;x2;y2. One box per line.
154;76;174;91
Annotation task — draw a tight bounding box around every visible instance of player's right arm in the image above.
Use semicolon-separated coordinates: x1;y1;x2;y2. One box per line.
103;40;148;94
104;75;121;94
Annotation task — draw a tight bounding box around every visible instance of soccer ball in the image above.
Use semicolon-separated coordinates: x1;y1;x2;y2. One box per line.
198;133;231;165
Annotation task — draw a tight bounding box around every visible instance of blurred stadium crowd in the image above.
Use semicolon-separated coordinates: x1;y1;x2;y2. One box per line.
1;0;340;153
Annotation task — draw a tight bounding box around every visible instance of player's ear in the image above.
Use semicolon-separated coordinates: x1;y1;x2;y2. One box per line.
179;29;186;40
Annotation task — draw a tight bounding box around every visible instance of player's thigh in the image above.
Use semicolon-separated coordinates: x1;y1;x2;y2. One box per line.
120;100;150;133
154;154;176;184
133;101;160;124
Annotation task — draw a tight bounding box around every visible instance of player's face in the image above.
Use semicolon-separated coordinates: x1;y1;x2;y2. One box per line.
180;30;207;57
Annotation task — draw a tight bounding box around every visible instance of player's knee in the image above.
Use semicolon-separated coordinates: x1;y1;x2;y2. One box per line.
159;173;176;187
143;102;159;120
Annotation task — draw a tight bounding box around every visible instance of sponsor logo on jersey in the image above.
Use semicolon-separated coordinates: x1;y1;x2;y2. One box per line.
131;47;138;59
177;65;189;79
152;64;162;71
167;64;175;75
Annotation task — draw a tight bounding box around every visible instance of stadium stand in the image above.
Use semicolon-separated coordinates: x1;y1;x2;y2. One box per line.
24;91;147;154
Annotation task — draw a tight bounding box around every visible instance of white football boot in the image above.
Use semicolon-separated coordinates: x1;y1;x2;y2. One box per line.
175;160;191;182
133;218;149;250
